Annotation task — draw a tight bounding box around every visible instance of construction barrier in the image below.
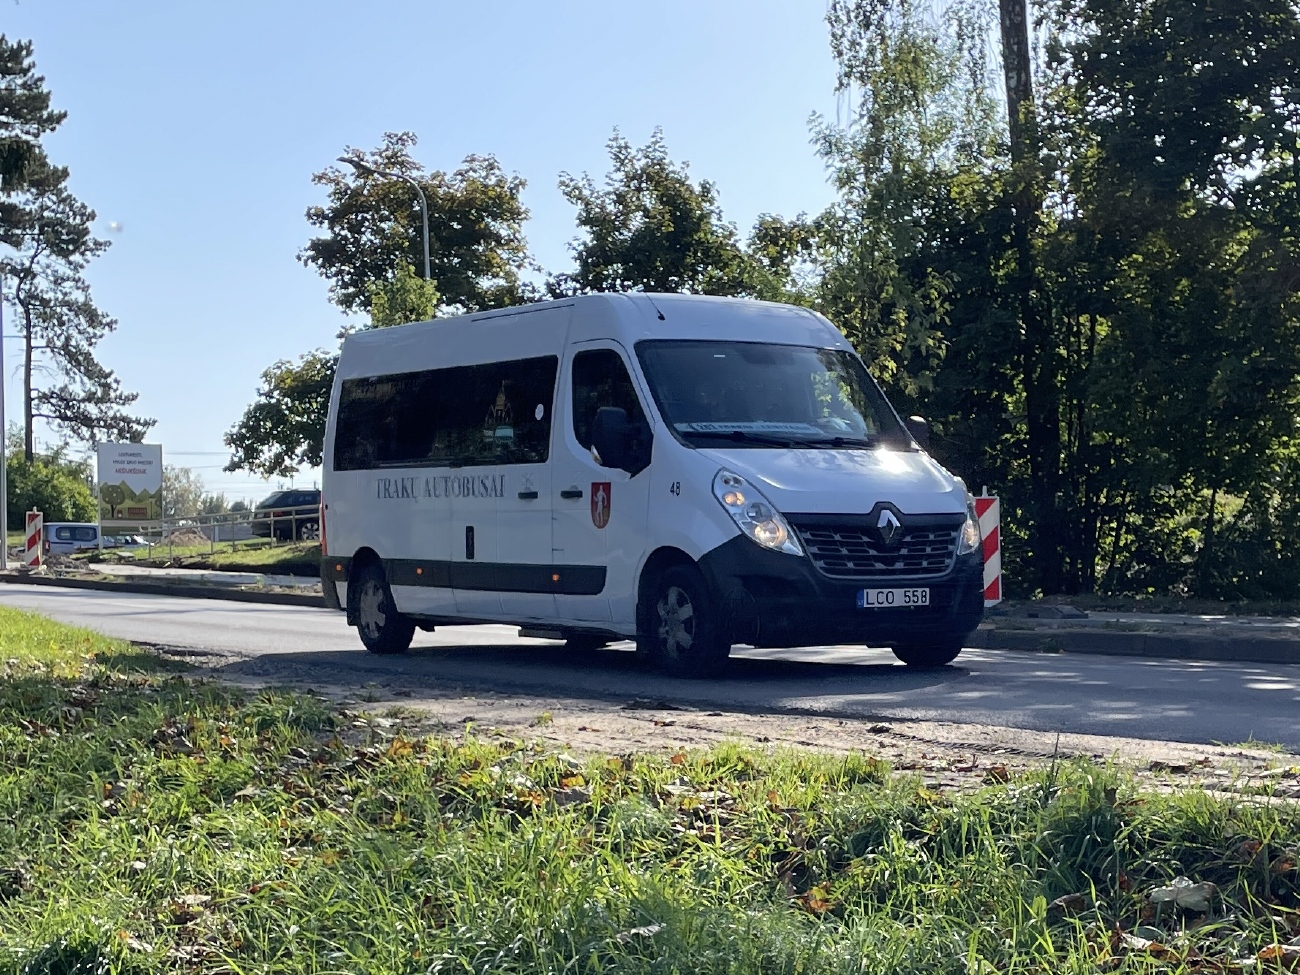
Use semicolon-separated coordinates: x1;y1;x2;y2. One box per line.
24;509;43;569
975;493;1001;606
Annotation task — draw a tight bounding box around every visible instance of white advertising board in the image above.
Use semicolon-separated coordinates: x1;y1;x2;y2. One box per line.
96;443;163;527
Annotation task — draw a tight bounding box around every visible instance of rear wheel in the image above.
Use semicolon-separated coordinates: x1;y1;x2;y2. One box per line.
353;563;415;655
891;641;962;668
637;563;730;678
297;520;320;542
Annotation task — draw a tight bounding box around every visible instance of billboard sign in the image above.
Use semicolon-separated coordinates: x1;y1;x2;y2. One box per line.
96;443;163;527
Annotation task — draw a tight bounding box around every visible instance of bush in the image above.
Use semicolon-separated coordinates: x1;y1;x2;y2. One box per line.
6;451;97;526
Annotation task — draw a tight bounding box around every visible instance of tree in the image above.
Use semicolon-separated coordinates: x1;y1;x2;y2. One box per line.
2;163;153;459
302;131;532;315
227;133;526;479
224;350;336;478
1;40;152;460
161;465;227;520
1040;0;1300;595
553;129;769;297
0;36;65;201
367;260;441;329
227;133;527;480
6;442;95;526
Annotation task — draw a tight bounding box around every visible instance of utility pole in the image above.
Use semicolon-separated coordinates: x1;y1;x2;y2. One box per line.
999;0;1064;593
0;269;7;571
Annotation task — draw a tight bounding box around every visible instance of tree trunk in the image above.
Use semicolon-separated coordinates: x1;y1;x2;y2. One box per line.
1197;486;1217;597
999;0;1064;593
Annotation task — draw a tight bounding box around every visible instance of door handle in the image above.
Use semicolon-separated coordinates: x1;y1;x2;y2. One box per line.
518;491;539;500
560;488;583;499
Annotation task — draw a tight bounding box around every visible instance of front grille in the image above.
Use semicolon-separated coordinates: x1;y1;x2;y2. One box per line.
789;516;961;581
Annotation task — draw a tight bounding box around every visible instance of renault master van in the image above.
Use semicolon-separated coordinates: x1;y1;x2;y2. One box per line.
320;293;984;676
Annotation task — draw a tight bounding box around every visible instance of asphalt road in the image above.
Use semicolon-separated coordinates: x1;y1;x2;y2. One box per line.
3;584;1299;749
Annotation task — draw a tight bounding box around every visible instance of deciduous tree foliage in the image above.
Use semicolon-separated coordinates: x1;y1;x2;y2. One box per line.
554;129;771;298
224;350;337;479
302;131;532;315
226;131;527;479
816;0;1300;597
4;441;95;526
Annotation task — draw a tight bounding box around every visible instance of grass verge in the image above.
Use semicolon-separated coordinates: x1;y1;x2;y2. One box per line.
0;608;1297;974
76;542;321;577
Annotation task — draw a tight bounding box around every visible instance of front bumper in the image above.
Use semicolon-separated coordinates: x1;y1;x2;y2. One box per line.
697;535;984;649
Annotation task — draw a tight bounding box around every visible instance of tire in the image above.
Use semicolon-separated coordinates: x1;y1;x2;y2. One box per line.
352;562;415;655
563;633;609;653
891;641;962;668
636;563;730;678
297;520;320;542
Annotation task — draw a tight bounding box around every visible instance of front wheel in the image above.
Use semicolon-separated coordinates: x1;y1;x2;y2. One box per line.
891;641;962;669
637;563;730;678
352;563;415;655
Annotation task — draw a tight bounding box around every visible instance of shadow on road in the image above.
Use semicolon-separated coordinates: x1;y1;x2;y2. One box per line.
212;639;966;716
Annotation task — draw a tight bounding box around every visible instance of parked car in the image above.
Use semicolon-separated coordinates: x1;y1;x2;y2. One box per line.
42;522;103;555
251;489;321;541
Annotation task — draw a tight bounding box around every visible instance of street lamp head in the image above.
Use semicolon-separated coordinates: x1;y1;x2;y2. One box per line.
337;156;376;177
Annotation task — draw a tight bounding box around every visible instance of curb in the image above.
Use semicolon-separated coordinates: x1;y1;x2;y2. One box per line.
0;572;325;608
971;626;1300;666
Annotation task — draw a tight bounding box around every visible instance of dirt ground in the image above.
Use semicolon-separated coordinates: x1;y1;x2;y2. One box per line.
158;643;1300;799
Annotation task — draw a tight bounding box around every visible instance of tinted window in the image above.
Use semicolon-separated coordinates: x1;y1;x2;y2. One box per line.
571;349;649;451
334;356;558;471
258;491;295;508
74;527;97;541
55;527;72;541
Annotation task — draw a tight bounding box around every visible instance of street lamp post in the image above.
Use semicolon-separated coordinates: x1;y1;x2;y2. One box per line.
337;156;431;283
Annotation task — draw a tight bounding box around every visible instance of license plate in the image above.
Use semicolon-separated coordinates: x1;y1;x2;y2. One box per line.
857;587;930;608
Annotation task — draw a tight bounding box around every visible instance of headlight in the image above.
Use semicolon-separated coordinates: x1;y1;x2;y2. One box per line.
712;469;804;556
957;492;981;555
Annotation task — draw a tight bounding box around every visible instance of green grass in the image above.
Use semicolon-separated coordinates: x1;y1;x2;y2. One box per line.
1;608;1298;974
78;541;320;575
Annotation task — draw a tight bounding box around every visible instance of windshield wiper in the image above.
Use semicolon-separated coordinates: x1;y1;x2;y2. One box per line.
684;429;804;448
800;435;880;449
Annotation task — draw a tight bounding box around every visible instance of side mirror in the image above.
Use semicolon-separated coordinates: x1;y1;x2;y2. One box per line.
592;407;651;474
904;415;931;449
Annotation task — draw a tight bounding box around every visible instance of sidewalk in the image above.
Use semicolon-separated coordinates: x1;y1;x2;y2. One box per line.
91;562;318;590
2;564;1299;665
975;604;1300;664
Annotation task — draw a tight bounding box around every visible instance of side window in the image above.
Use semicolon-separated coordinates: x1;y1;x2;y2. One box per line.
334;356;558;471
74;527;98;542
55;527;73;541
571;349;648;451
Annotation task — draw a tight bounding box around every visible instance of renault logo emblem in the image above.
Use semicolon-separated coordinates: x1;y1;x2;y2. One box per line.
877;508;903;547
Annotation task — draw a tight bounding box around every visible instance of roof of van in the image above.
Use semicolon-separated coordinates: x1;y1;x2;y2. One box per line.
337;293;850;380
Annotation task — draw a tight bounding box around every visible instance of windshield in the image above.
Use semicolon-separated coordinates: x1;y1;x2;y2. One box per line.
635;340;910;449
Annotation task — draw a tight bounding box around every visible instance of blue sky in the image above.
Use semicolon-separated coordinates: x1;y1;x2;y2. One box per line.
5;0;844;502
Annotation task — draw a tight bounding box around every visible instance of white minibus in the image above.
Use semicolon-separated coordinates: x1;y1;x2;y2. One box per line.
320;293;984;676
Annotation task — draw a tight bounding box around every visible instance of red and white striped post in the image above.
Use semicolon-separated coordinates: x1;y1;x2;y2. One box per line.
974;492;1001;606
24;509;43;570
